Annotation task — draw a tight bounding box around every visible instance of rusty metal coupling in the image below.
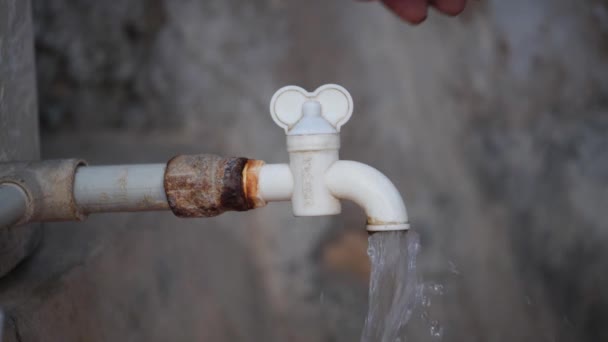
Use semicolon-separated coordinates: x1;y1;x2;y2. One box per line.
163;154;265;218
0;159;87;224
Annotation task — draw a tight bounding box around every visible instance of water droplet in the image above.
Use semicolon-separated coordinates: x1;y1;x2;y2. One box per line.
427;283;445;295
448;261;460;275
422;295;431;307
430;320;444;339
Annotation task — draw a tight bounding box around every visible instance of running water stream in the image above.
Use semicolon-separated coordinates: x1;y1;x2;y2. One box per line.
361;230;423;342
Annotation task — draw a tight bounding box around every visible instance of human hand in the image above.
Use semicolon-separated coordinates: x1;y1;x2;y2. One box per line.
378;0;467;24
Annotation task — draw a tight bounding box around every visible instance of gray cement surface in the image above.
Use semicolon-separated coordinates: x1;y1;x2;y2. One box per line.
1;0;607;340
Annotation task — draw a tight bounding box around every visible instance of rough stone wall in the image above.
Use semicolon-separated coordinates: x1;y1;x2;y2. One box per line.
0;0;606;341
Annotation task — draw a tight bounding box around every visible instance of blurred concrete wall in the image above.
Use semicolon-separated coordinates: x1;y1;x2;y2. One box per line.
1;0;607;341
0;0;40;290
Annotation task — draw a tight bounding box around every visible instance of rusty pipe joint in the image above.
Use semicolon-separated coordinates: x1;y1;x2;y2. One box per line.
164;154;262;217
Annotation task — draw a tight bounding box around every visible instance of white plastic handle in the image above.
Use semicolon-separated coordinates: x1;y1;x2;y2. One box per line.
269;84;353;133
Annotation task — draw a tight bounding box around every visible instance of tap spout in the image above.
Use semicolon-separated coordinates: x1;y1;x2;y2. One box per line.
325;160;409;232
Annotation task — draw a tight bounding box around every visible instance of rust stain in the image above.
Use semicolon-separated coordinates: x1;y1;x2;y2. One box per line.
219;157;250;211
163;154;254;218
134;194;166;210
243;159;265;208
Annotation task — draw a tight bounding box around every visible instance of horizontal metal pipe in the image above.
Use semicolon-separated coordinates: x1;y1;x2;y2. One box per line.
74;164;169;214
0;183;28;228
1;155;259;225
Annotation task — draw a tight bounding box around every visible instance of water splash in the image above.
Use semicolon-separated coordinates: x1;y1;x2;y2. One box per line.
361;230;422;342
429;320;444;339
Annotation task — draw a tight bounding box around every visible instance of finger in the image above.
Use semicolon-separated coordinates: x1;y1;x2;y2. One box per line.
430;0;466;16
381;0;429;24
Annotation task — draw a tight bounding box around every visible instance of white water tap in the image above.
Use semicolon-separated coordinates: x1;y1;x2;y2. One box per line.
249;84;410;231
0;84;409;231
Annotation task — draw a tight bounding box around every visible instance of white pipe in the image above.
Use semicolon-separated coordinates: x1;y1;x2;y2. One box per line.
74;164;169;213
0;183;28;228
325;160;410;231
258;164;293;202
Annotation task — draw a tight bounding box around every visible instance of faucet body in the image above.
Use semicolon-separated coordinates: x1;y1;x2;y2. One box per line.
288;134;341;216
249;84;410;231
252;160;409;231
0;84;409;231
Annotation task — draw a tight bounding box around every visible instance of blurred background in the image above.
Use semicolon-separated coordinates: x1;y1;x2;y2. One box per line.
1;0;608;341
